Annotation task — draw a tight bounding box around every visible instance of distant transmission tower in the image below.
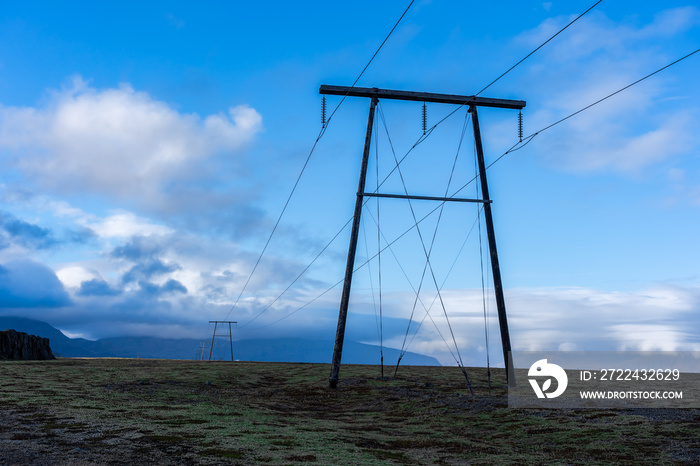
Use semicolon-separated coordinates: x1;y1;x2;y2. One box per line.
208;321;236;361
196;340;209;360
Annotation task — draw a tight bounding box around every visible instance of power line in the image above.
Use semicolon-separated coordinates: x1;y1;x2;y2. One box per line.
478;46;700;175
239;216;353;329
476;0;604;96
239;102;444;330
261;45;700;332
527;47;700;138
366;0;605;190
375;104;469;373
363;43;700;278
396;109;470;368
321;0;416;132
401;210;483;363
241;14;700;335
231;0;416;325
362;204;468;369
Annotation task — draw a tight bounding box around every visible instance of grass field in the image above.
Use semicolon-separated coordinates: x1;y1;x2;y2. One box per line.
0;358;698;464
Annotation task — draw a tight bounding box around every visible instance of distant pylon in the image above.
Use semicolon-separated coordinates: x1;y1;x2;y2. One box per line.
197;340;209;360
208;321;236;361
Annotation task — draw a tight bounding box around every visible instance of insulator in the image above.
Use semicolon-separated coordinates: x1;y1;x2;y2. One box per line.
422;102;427;134
321;96;327;127
518;110;523;142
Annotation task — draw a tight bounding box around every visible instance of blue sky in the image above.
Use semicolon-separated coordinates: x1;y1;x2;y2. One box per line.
0;1;698;365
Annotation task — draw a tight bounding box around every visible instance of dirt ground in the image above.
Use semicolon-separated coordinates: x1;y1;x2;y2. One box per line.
1;359;699;465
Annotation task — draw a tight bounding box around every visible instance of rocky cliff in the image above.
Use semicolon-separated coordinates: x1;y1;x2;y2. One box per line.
0;329;56;360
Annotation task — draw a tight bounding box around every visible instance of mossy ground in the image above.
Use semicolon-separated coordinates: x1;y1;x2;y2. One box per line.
0;358;698;464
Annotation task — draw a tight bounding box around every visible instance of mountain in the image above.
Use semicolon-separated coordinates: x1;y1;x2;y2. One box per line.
0;317;440;366
0;316;108;357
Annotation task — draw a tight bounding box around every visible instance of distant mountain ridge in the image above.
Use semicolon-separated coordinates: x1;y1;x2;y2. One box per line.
0;316;440;366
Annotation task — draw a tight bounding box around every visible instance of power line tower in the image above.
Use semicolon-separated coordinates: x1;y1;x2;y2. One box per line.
320;85;524;389
197;340;209;360
207;321;236;361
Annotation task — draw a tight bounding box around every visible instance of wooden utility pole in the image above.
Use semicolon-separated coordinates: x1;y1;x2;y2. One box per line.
321;85;524;388
470;105;514;384
208;321;236;361
328;96;378;389
197;340;208;360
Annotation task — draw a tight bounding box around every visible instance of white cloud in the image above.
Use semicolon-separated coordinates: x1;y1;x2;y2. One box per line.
84;211;173;239
56;266;100;289
0;77;263;204
608;324;700;351
517;8;700;60
513;8;700;174
359;284;700;365
638;7;700;38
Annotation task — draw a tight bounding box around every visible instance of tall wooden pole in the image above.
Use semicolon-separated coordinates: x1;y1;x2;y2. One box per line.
329;97;378;388
208;321;217;361
228;322;234;362
469;105;515;385
207;321;236;362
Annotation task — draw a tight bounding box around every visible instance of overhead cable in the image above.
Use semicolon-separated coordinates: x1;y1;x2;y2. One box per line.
243;9;700;334
230;0;416;324
475;46;700;177
476;0;604;96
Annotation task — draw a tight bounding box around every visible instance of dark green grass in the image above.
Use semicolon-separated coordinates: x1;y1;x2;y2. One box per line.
0;358;698;464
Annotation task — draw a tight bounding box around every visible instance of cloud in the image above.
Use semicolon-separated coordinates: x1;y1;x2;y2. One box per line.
46;291;212;340
77;279;122;297
607;324;699;351
110;235;167;262
85;211;173;239
75;227;320;313
0;210;57;250
337;284;700;365
122;260;181;284
56;266;101;289
0;260;72;308
526;83;695;173
108;235;188;295
0;77;263;208
161;279;188;294
137;279;188;297
2;249;697;360
639;7;700;38
512;7;700;174
0;210;95;252
517;8;700;60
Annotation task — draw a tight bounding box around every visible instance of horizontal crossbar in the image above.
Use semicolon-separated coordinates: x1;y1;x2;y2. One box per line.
320;85;525;110
362;192;491;204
